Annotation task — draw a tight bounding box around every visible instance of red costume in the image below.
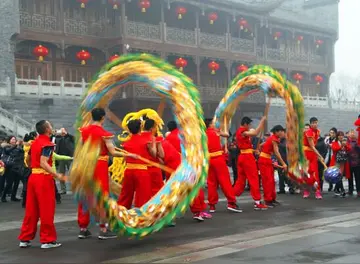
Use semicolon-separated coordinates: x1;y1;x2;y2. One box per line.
165;131;206;214
161;139;181;180
141;131;164;196
19;135;57;243
330;141;351;179
234;126;261;201
166;128;181;152
207;127;237;207
355;118;360;146
258;135;280;203
303;127;321;190
117;134;152;208
77;125;113;229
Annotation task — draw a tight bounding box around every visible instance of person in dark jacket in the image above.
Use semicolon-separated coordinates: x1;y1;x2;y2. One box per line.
316;136;327;192
277;137;294;194
55;128;74;194
228;136;239;186
0;136;24;202
348;129;360;195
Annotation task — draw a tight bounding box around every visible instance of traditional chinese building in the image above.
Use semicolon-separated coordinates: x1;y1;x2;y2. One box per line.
1;0;348;135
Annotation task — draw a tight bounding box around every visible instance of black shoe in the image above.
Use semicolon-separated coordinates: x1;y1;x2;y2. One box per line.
328;186;333;192
78;229;92;239
1;198;7;203
265;201;275;208
272;200;281;206
56;200;61;204
98;230;117;240
11;197;21;202
277;190;286;194
340;192;346;198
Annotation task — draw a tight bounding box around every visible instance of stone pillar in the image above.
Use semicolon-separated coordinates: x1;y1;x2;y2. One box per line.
0;0;20;95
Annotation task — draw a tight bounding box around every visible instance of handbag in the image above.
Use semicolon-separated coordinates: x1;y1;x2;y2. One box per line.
1;153;14;167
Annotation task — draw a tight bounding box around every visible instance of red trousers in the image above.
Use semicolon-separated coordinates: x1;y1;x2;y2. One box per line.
207;156;236;205
148;166;164;196
234;153;261;201
78;160;109;229
305;150;320;191
18;173;57;243
190;188;207;213
117;168;152;209
258;157;276;202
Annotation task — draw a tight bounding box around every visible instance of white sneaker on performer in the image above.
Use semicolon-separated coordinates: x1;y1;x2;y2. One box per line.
19;241;31;248
41;242;62;249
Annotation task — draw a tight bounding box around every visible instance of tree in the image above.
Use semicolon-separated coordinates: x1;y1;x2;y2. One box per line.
329;73;360;102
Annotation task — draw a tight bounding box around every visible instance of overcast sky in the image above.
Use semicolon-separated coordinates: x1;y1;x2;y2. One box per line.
335;0;360;75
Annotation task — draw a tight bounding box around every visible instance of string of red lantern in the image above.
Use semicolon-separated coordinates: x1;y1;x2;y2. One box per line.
208;61;220;74
208;12;218;25
297;35;304;44
33;45;49;62
238;18;248;32
77;50;91;65
315;39;324;48
109;0;120;9
176;6;187;19
273;31;282;40
77;0;89;8
292;73;303;84
314;74;324;85
139;0;150;13
237;64;248;73
175;57;188;71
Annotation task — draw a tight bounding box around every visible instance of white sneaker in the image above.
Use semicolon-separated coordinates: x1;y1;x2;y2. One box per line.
41;242;62;249
19;241;31;248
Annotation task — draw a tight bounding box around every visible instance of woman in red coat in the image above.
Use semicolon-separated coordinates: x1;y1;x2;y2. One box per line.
330;131;351;197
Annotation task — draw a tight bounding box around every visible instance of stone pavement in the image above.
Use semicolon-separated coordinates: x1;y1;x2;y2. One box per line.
0;189;360;263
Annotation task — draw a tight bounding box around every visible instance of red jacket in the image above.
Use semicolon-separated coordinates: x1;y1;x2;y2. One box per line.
355;118;360;146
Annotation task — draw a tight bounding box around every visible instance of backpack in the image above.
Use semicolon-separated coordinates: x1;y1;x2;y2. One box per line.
336;149;348;163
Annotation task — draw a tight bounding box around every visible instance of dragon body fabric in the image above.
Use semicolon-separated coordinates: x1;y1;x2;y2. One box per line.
213;65;311;185
70;54;208;238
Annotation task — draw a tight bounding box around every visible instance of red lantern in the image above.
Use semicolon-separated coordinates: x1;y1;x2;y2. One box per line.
273;31;282;40
176;6;187;19
208;61;220;75
314;74;324;85
175;57;188;71
33;45;49;62
238;18;248;31
237;64;248;73
109;54;120;62
77;0;88;8
315;39;324;48
76;50;91;65
292;73;303;84
108;0;119;9
208;12;218;25
138;0;150;13
297;35;304;44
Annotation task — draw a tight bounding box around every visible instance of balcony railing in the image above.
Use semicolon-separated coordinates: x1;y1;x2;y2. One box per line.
19;12;327;66
1;76;358;111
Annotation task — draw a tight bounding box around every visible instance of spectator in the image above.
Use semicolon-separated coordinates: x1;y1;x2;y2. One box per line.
316;135;327;192
277;135;294;194
55;128;74;194
348;129;360;196
0;136;25;202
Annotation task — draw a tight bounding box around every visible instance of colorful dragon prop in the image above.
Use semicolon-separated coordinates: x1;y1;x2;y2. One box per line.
70;54;208;238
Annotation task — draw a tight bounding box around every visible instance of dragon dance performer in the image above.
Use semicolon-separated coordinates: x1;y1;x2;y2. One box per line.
303;117;324;199
77;108;135;240
355;115;360;146
142;118;165;196
165;121;211;221
258;125;287;208
18;120;63;249
205;118;242;213
234;116;268;210
117;119;152;208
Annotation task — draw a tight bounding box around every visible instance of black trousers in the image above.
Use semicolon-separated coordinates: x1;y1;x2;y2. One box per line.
0;169;19;200
318;162;325;192
231;157;238;185
278;168;293;192
348;166;360;193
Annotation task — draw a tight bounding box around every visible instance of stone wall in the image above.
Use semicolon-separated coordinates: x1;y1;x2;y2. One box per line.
268;106;359;134
0;0;19;84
